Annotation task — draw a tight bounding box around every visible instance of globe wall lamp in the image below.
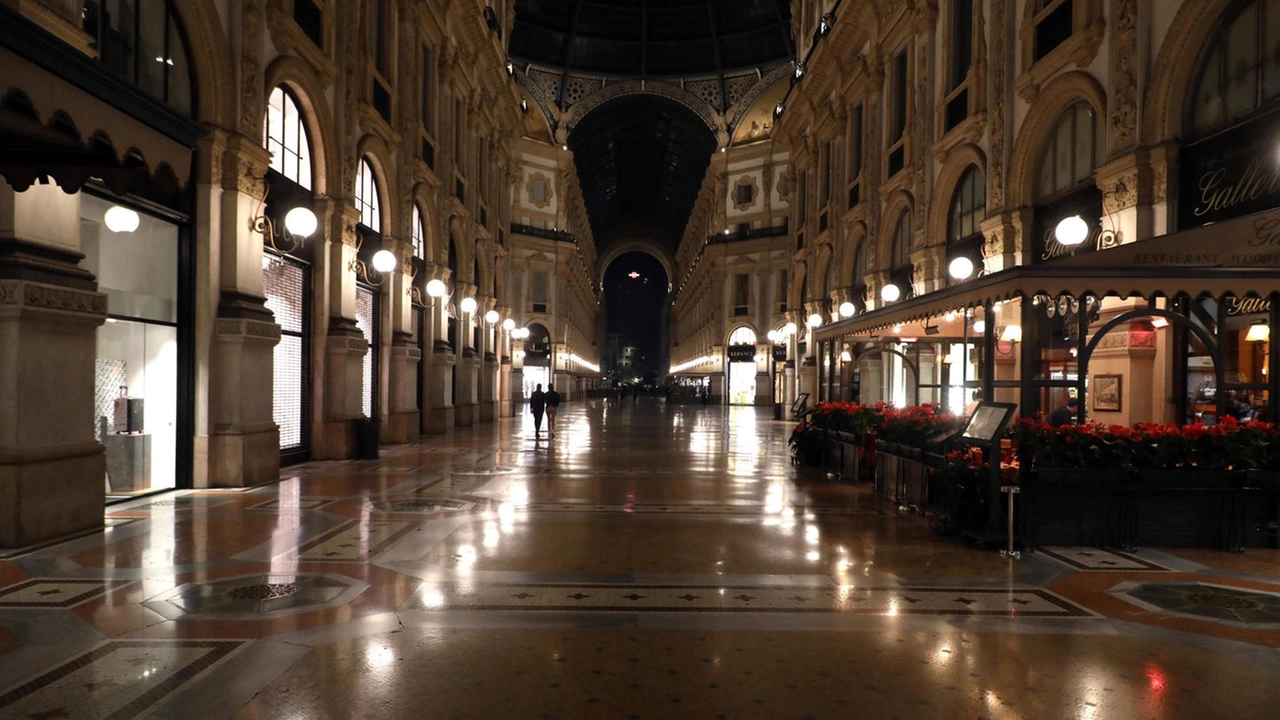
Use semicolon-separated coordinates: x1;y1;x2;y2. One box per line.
782;322;797;336
1054;215;1090;246
502;318;516;332
104;205;141;233
972;319;986;334
807;313;823;328
838;301;856;318
348;235;396;286
948;256;974;280
248;181;317;253
425;278;448;299
767;330;781;343
484;309;500;324
880;283;901;303
513;327;530;340
459;296;478;314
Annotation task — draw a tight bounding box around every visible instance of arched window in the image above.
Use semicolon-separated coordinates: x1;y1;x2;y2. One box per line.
1035;102;1099;203
948;167;986;243
81;0;193;115
1190;0;1280;134
852;241;868;287
264;87;313;190
354;158;381;232
891;209;912;270
412;205;426;260
728;326;757;345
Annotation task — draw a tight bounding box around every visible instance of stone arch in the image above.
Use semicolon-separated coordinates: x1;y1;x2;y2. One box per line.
263;56;335;195
1007;71;1108;210
447;215;470;281
1143;0;1238;145
876;190;916;272
563;80;721;138
836;220;869;285
814;241;835;297
927;144;987;248
354;134;394;234
474;241;493;295
597;240;675;289
725;323;760;345
788;259;808;309
174;0;234;128
411;183;438;264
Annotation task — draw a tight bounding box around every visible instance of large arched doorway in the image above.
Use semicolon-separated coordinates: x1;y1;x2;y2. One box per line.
602;252;669;386
727;326;758;405
521;322;552;396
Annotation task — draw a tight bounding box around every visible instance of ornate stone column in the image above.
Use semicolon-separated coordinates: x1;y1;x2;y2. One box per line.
910;245;947;294
980;209;1030;273
206;135;282;487
0;180;107;546
315;203;366;458
420;262;454;434
497;306;513;417
453;281;478;427
385;238;420;444
478;296;498;422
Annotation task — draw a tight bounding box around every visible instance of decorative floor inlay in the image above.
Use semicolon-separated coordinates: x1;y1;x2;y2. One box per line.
0;640;241;718
403;583;1094;617
248;497;333;510
1040;547;1171;572
115;495;236;514
1112;581;1280;626
450;465;517;476
0;579;130;608
523;502;873;516
143;573;368;619
0;519;136;560
368;498;474;514
296;520;417;561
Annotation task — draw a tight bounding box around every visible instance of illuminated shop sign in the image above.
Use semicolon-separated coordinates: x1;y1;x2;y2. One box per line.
1180;110;1280;229
726;345;756;362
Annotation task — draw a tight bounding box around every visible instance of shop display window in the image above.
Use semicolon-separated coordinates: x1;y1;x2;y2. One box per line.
81;193;180;499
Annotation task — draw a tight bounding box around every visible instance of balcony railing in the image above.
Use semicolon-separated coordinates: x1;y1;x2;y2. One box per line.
510;223;575;243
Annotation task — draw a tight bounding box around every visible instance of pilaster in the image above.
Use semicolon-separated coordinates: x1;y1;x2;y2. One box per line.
315;203;365;458
980;209;1030;274
0;182;107;546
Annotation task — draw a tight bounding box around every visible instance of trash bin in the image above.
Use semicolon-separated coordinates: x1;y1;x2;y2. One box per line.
355;417;380;459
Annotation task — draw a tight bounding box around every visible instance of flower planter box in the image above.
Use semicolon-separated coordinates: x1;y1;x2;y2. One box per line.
875;441;933;511
1130;470;1235;549
1234;470;1280;550
1027;469;1130;548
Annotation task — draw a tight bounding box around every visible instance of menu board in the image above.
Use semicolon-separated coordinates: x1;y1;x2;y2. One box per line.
961;402;1016;443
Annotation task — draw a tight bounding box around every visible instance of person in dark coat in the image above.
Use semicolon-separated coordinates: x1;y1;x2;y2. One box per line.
1048;396;1079;427
545;384;561;436
530;384;546;437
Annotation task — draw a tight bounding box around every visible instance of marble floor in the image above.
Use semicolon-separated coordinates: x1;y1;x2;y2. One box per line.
2;400;1279;719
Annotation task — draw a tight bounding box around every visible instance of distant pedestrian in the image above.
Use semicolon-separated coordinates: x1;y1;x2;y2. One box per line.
633;386;639;404
530;384;546;437
546;384;561;436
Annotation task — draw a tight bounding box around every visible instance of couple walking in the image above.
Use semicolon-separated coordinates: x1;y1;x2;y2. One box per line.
529;383;560;437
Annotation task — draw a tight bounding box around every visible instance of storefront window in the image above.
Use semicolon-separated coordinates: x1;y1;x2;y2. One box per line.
81;193;179;498
356;286;377;418
264;253;309;455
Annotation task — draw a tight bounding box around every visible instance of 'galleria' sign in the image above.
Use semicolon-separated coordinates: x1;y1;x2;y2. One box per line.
1180;110;1280;228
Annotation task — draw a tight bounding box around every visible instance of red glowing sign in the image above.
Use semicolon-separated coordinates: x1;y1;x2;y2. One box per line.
628;271;640;279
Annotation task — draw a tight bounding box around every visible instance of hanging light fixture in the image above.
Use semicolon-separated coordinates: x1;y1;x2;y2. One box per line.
1246;322;1270;342
1000;325;1023;342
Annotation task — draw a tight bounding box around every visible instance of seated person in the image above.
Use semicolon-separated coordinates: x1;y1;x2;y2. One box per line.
1048;396;1079;427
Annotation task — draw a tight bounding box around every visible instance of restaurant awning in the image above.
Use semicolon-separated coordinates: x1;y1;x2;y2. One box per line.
815;207;1280;342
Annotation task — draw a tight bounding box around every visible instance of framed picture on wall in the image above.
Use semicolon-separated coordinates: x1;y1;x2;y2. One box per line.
1093;374;1122;412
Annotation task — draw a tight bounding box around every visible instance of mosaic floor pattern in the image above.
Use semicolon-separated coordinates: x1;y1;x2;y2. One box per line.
0;401;1277;719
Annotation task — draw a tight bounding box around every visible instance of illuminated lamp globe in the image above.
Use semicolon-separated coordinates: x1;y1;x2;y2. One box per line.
484;310;500;324
459;296;478;314
371;249;397;274
972;320;986;334
1246;322;1270;343
838;301;856;318
880;283;901;303
104;205;140;233
284;206;318;237
425;279;447;298
767;330;781;343
783;322;797;336
514;327;529;340
807;313;823;328
1054;215;1090;246
502;318;515;331
1000;324;1023;342
948;256;974;280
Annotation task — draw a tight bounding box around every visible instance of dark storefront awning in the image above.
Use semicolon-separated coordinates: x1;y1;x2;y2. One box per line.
816;208;1280;342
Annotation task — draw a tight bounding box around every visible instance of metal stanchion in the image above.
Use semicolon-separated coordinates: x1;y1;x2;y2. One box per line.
1000;485;1021;559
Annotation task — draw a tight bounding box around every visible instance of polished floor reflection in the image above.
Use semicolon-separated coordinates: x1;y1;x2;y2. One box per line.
1;399;1279;718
